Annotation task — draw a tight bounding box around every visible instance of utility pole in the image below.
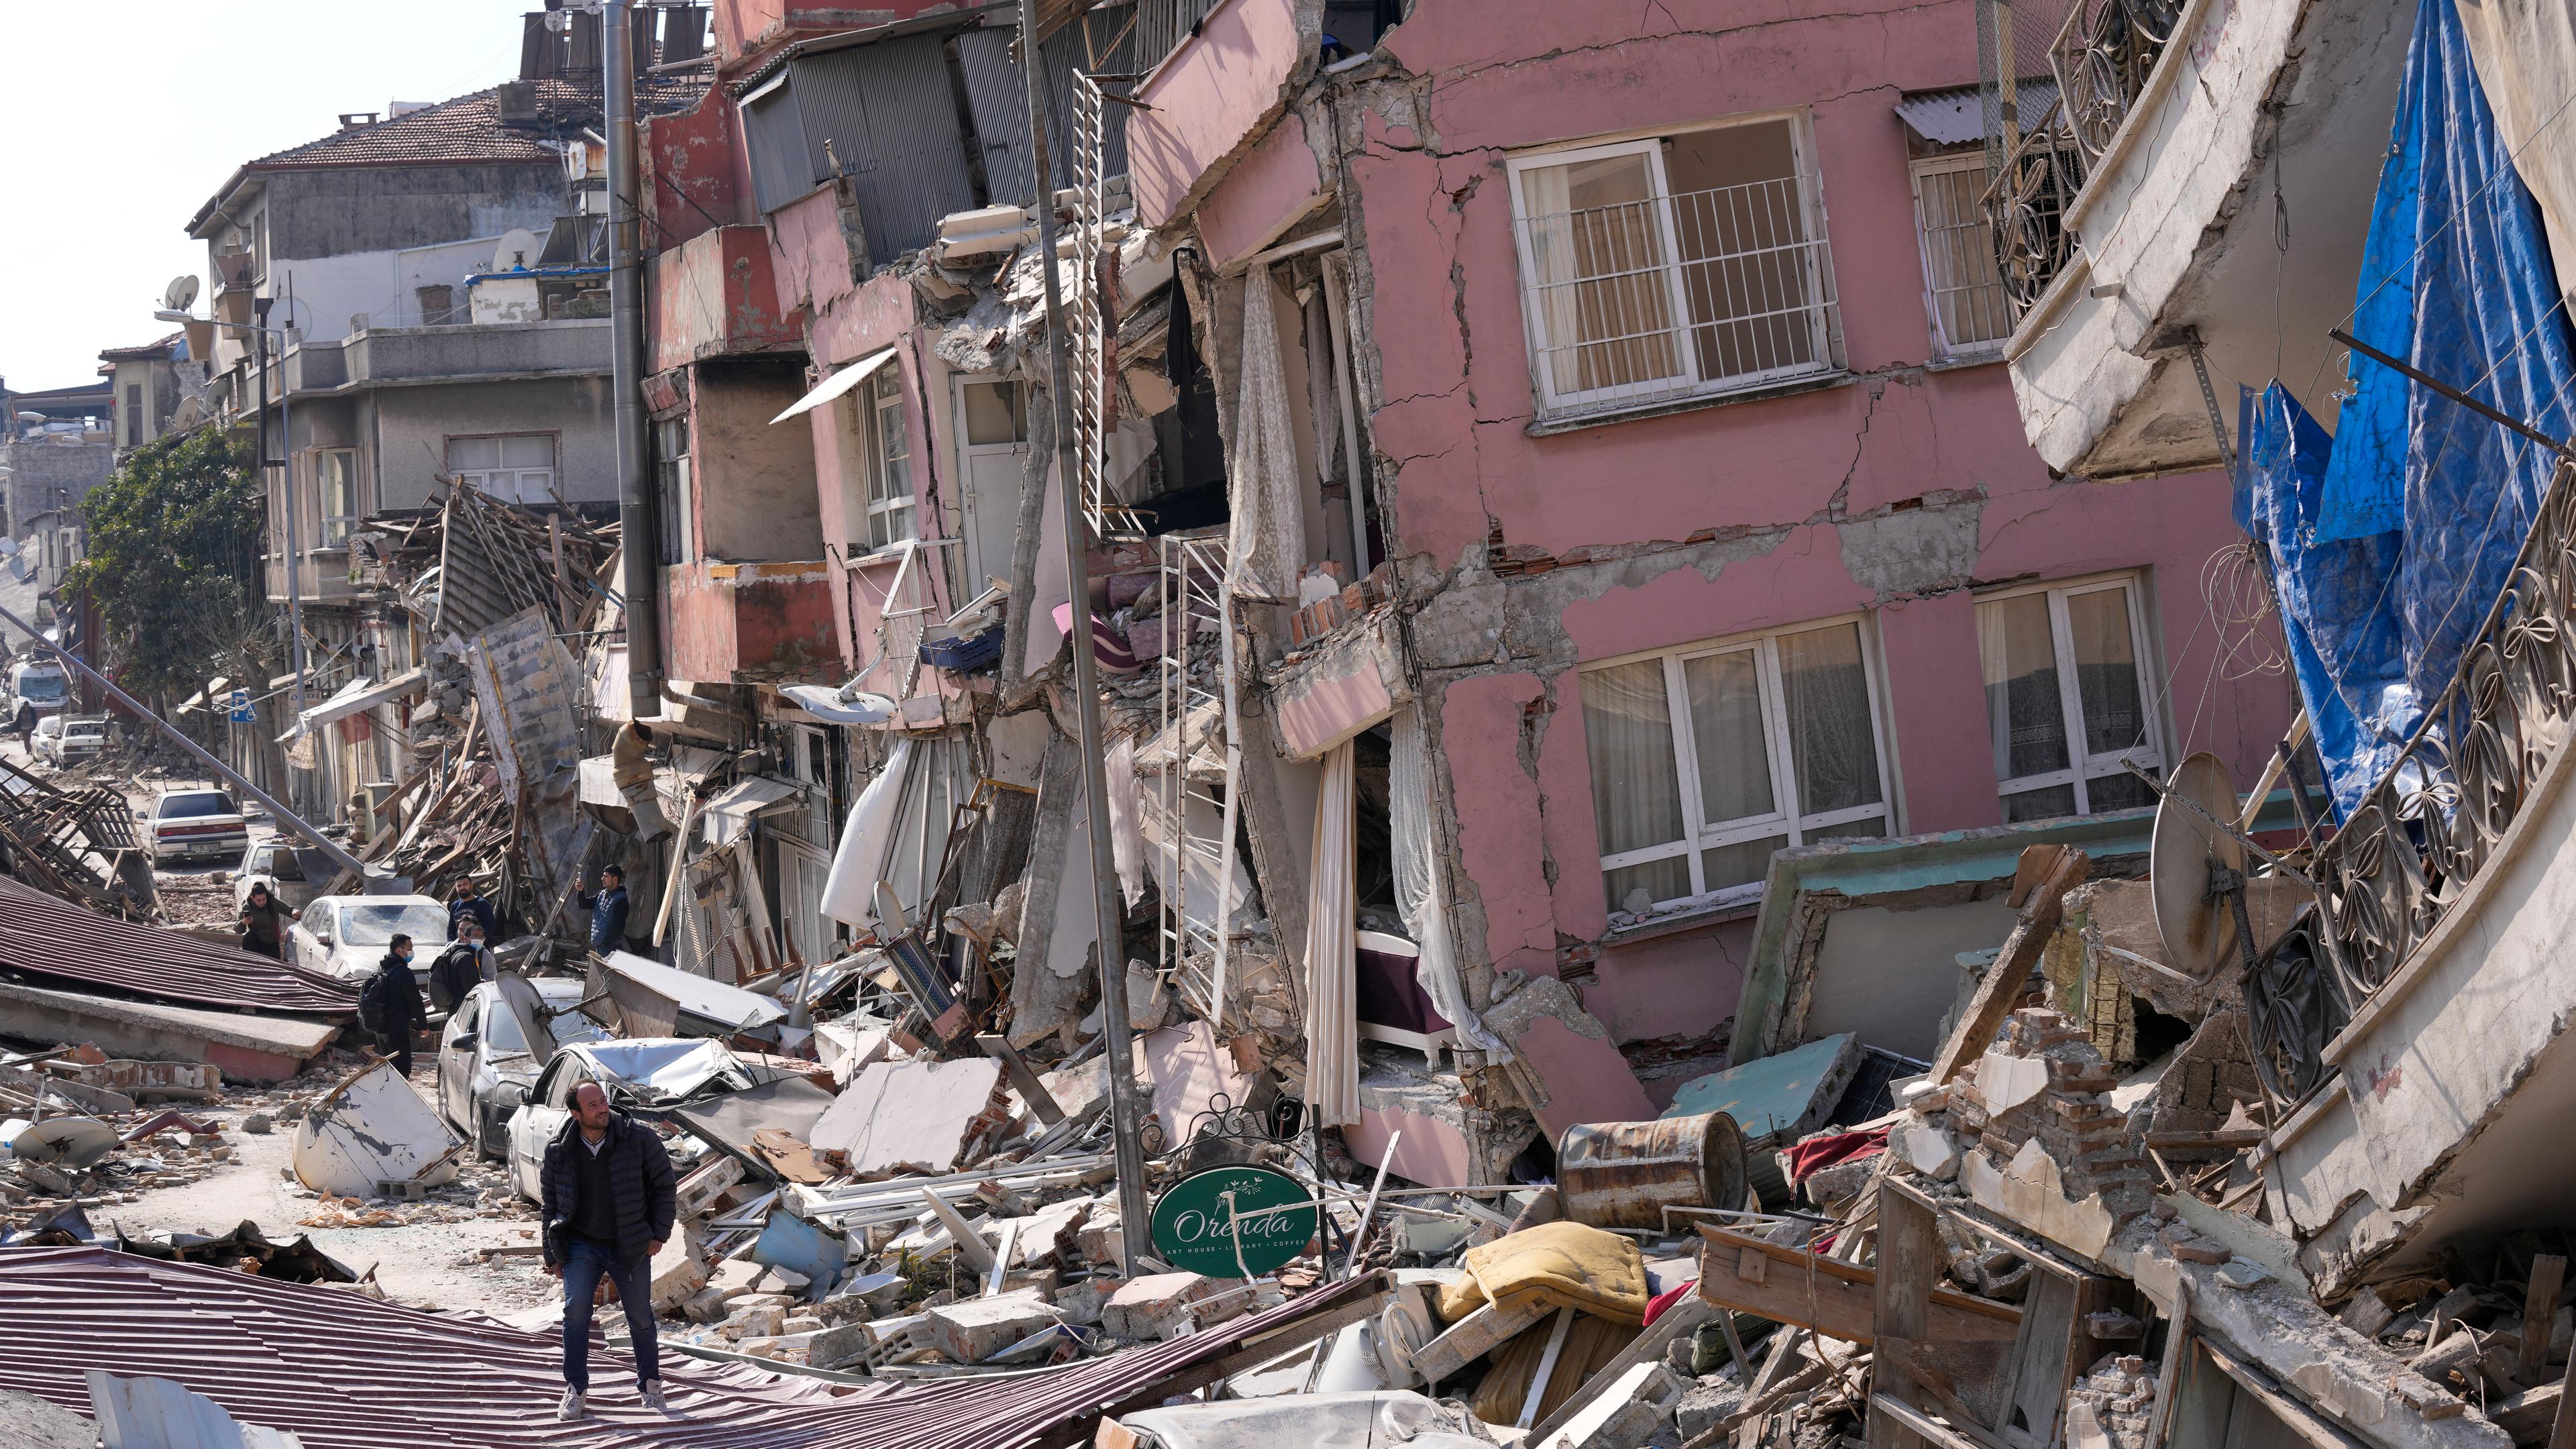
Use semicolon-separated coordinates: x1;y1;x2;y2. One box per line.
1018;0;1153;1269
605;0;663;722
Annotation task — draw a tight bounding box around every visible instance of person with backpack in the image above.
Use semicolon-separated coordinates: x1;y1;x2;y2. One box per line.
358;934;427;1075
426;919;492;1016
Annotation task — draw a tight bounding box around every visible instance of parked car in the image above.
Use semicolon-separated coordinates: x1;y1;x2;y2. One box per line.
288;894;453;983
232;839;320;914
505;1038;759;1201
437;976;610;1161
34;714;107;767
143;788;250;865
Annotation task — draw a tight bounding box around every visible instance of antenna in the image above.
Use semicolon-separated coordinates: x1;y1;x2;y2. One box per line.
161;275;200;313
2149;751;2248;980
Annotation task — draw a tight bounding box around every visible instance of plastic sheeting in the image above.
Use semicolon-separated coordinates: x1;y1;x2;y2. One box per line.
2236;384;2410;816
820;735;916;929
1388;709;1511;1061
2313;0;2576;691
2254;0;2576;811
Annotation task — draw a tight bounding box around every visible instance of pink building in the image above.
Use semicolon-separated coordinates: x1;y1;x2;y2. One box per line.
640;0;2291;1149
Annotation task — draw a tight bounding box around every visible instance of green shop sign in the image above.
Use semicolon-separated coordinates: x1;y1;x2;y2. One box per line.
1148;1165;1319;1277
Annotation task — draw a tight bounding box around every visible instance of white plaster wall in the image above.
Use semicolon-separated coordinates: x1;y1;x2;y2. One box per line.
270;237;497;342
1804;896;2020;1061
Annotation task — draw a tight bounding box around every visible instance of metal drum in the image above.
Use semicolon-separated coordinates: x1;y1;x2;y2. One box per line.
1556;1110;1748;1230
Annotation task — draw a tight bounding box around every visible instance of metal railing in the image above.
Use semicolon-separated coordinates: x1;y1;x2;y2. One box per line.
1132;0;1222;74
1150;533;1240;1024
1513;174;1841;422
2272;460;2576;1095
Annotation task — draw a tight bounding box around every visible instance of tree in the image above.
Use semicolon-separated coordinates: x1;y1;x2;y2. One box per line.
62;429;268;706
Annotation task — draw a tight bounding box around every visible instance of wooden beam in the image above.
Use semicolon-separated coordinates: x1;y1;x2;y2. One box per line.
2523;1255;2567;1387
2548;1334;2576;1449
1866;1179;1948;1449
1930;846;2090;1084
1693;1224;2022;1346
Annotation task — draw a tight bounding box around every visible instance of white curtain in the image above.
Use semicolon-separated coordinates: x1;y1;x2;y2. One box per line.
1226;265;1306;603
1389;708;1511;1060
820;735;915;928
1105;736;1148;908
1303;741;1360;1127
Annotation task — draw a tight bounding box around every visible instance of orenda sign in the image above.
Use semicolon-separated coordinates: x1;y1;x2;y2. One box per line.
1148;1165;1319;1277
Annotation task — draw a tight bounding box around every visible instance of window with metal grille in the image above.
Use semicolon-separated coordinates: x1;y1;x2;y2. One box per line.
1508;115;1843;425
1911;154;2013;357
1580;616;1894;918
1976;573;2163;822
446;434;555;506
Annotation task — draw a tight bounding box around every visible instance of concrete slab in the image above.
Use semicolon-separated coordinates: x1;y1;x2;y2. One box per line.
0;979;337;1083
1661;1032;1860;1143
1483;977;1656;1141
808;1057;1006;1175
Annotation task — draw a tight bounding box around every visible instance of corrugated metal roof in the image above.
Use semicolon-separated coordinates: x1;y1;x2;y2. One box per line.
0;875;356;1014
1894;82;2061;147
0;1245;1383;1449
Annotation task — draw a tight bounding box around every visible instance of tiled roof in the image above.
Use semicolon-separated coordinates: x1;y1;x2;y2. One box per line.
244;88;562;170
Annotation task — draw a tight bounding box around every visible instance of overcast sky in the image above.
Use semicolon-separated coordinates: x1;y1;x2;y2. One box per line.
0;0;538;390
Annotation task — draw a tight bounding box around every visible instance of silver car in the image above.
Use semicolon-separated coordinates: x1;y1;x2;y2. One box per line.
289;895;452;984
504;1038;758;1201
436;977;610;1160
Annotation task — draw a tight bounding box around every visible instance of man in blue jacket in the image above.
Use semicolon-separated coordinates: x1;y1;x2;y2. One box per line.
542;1080;676;1419
576;865;631;955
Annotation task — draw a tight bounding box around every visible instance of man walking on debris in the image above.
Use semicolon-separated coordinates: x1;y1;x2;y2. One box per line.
237;881;295;961
543;1079;676;1419
426;918;491;1016
358;932;427;1075
447;875;499;943
576;864;631;955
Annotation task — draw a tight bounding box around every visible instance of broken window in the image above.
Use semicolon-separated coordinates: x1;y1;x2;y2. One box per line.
1580;617;1892;918
1507;114;1841;423
1977;574;2162;821
1911;153;2013;357
317;449;359;549
654;417;693;565
446;434;556;506
860;370;916;551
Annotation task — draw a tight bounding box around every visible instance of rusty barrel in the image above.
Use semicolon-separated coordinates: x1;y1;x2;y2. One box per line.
1556;1111;1747;1230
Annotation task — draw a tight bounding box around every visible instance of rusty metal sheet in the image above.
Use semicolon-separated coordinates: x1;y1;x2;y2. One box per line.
0;874;355;1014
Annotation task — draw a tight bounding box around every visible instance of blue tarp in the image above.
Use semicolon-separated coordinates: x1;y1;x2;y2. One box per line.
2243;0;2576;815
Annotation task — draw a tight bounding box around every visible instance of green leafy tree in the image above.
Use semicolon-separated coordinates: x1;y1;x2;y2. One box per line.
62;429;268;706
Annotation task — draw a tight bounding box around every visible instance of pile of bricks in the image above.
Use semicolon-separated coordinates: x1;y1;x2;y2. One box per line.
1949;1006;2155;1223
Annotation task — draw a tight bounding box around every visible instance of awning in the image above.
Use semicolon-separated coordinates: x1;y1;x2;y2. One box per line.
278;668;427;743
771;346;897;425
702;775;802;846
1894;83;2058;147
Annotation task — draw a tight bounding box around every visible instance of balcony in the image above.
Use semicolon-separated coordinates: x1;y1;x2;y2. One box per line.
661;559;839;685
1991;0;2416;478
2256;461;2576;1293
646;225;801;373
336;319;610;388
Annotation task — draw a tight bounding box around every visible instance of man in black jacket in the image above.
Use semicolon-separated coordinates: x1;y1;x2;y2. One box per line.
542;1081;677;1419
358;936;427;1075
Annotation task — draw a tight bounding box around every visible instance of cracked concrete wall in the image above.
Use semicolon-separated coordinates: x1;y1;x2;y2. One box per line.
1299;0;2296;1051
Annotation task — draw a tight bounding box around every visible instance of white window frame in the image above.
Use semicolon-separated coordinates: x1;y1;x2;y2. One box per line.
654;417;694;565
1910;152;2012;360
951;375;1029;586
317;447;361;549
861;370;916;550
447;433;558;506
1505;111;1840;423
1976;572;2164;816
1581;613;1898;914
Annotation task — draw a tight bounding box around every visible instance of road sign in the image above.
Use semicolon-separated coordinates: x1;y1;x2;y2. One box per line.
1148;1165;1318;1278
227;690;254;724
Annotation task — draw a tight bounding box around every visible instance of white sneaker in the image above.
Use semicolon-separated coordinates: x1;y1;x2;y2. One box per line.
639;1381;671;1413
557;1389;586;1421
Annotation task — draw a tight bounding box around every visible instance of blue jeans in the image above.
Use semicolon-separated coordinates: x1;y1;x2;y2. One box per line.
561;1236;659;1391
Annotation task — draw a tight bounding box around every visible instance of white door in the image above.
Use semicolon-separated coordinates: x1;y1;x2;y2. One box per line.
952;377;1030;594
437;996;478;1130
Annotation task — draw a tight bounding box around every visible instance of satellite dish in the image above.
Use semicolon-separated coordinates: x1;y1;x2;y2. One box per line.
493;228;543;272
162;274;201;313
2151;751;2247;979
492;971;553;1059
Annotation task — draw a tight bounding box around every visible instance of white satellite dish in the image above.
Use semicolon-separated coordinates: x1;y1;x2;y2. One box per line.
2151;751;2247;981
493;228;543;273
162;274;200;313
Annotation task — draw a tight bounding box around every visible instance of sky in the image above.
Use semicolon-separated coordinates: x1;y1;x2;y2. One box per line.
0;1;541;391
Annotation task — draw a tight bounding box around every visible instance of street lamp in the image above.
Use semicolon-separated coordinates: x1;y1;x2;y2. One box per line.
154;292;309;722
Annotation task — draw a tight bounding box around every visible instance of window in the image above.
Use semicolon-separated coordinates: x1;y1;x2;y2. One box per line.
1508;115;1840;423
1580;618;1893;917
124;384;142;447
1976;574;2162;822
317;449;359;548
859;370;915;549
447;434;555;505
417;285;458;326
654;417;692;564
1911;154;2013;358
